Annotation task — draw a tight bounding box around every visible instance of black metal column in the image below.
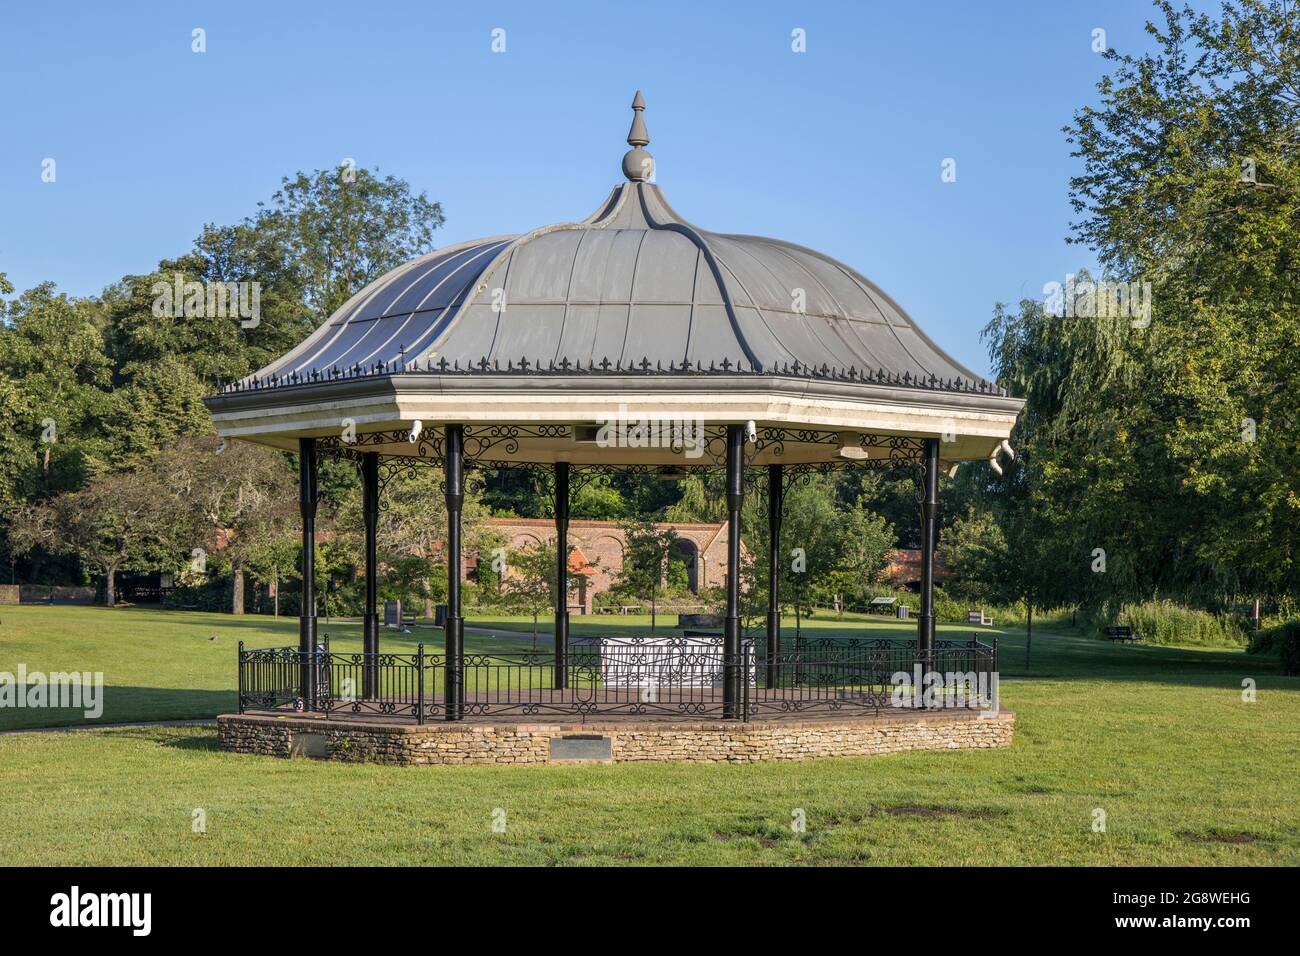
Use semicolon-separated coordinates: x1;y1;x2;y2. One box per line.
444;425;465;721
723;424;744;718
297;437;318;711
554;461;570;690
766;463;782;688
918;437;940;703
361;452;380;699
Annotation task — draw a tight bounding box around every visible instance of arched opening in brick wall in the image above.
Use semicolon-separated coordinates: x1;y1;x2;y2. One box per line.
671;538;700;594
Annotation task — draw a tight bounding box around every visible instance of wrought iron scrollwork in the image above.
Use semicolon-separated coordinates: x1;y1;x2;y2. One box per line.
857;433;927;467
315;426;445;468
312;424;929;518
237;635;998;723
462;424;570;466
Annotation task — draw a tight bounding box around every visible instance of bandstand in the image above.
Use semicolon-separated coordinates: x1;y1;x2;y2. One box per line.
209;93;1022;764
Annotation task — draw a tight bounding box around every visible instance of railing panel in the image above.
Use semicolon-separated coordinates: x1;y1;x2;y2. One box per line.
237;634;998;722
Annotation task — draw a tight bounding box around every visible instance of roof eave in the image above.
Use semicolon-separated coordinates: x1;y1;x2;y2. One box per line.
203;372;1023;418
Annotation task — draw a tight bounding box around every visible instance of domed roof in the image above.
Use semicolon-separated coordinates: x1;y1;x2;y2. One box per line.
253;94;988;394
210;92;1021;470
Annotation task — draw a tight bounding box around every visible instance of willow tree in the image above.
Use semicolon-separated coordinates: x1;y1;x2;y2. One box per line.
1062;0;1300;606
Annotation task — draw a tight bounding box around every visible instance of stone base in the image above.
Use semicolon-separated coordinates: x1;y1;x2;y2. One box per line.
217;710;1014;765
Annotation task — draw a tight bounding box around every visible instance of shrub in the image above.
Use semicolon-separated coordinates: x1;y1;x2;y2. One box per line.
593;590;639;612
162;581;231;613
1110;600;1248;648
1248;619;1300;675
933;587;1026;626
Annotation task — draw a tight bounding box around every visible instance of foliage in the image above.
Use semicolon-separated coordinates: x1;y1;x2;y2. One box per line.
250;167;445;321
155;435;298;613
1113;599;1250;648
613;519;679;630
503;542;559;643
335;467;487;618
742;474;895;620
1057;0;1299;603
11;470;185;605
1247;618;1300;675
0;282;112;521
162;581;235;613
0;161;448;596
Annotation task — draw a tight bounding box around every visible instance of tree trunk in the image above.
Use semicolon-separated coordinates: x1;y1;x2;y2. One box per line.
273;573;279;617
231;565;245;615
105;566;117;607
1024;601;1034;671
423;580;433;620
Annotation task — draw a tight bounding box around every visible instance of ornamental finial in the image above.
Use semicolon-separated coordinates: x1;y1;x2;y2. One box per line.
622;90;654;182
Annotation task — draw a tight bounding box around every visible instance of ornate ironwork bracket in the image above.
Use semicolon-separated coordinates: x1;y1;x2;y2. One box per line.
314;423;929;516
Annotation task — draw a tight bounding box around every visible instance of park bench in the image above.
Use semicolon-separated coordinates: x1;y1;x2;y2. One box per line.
967;609;993;626
1105;625;1138;642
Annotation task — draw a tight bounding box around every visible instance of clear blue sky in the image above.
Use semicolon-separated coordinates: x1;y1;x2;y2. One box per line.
0;0;1171;374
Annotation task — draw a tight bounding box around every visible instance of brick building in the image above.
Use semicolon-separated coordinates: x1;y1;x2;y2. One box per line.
883;549;951;592
475;518;744;613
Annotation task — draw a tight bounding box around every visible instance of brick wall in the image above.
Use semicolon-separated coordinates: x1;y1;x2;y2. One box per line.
0;585;97;605
480;518;746;612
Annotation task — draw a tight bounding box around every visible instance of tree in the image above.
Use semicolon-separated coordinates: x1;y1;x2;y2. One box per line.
0;282;111;510
156;436;298;614
100;357;215;465
335;466;487;619
16;471;179;606
102;165;444;399
981;293;1137;606
241;524;300;617
759;475;886;626
615;520;679;630
824;501;895;610
6;502;59;578
251;167;445;321
100;257;262;391
1060;0;1300;606
502;540;593;645
504;542;558;647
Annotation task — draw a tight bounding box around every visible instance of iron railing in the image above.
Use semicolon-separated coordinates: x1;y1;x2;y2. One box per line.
237;635;997;723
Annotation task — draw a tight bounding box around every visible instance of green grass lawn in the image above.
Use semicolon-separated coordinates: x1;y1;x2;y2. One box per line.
0;603;1296;865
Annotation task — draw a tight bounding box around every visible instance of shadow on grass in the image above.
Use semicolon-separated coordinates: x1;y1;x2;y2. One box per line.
156;730;221;752
45;725;226;753
0;686;234;732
